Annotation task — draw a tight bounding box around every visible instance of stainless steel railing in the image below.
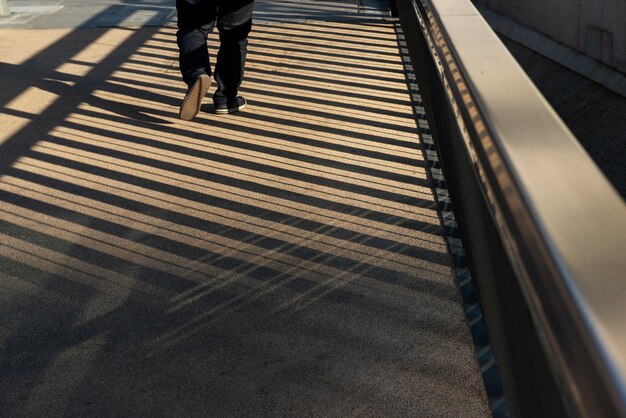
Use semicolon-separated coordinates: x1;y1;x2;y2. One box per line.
393;0;626;416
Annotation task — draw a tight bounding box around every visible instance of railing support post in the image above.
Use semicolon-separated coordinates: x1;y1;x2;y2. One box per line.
0;0;10;17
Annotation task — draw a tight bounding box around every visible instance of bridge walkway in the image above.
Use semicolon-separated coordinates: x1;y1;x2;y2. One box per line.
0;1;491;415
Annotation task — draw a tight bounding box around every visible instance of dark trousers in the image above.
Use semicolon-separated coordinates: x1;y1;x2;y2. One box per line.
176;0;254;103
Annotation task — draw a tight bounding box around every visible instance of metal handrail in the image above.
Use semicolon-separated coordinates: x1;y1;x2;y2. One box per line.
394;0;626;416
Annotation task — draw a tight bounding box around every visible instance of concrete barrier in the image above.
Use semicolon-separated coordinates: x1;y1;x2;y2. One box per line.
0;0;10;17
474;0;626;75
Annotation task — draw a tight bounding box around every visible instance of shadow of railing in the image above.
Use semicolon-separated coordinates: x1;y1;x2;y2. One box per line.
0;8;488;416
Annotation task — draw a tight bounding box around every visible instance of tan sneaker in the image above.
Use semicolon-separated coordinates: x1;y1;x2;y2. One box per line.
179;74;211;121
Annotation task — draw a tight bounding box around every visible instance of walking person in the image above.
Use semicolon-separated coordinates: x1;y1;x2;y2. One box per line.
176;0;254;120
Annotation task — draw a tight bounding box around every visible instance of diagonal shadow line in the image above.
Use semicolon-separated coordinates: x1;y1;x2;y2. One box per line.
0;253;466;385
14;58;411;133
1;186;438;276
7;153;444;259
0;15;446;284
4;177;443;293
243;56;409;86
0;205;226;278
0;20;172;413
81;99;422;162
224;109;421;156
211;24;402;52
21;145;440;235
47;135;431;232
253;5;367;16
0;61;84;88
69;89;420;160
122;37;390;69
243;71;410;98
115;57;415;108
0;219;196;293
253;4;391;22
204;109;420;154
0;205;435;312
246;67;407;104
122;52;410;97
244;38;404;66
0;9;171;275
253;19;396;35
73;111;428;183
0;17;164;176
246;32;402;57
131;46;409;86
106;69;415;122
252;14;388;25
51;116;431;198
0;253;96;299
285;18;395;29
252;20;400;41
154;266;465;362
35;77;176;125
0;192;251;273
50;118;429;211
66;105;427;179
1;185;453;296
22;139;431;230
249;25;402;50
105;60;414;116
122;48;408;96
0;215;346;303
7;50;424;180
94;110;420;180
145;36;409;75
240;94;419;134
97;72;417;137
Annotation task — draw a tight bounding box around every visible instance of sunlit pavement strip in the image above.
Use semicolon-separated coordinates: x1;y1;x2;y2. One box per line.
0;6;490;416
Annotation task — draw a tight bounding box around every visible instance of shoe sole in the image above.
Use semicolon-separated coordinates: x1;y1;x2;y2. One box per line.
214;102;247;115
179;74;211;121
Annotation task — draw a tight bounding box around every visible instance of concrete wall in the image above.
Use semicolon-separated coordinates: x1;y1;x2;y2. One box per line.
473;0;626;73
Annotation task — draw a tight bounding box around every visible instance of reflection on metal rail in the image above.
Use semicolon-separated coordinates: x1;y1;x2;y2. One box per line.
393;0;626;416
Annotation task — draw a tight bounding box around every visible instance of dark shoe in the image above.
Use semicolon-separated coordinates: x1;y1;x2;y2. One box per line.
179;74;211;121
214;96;247;114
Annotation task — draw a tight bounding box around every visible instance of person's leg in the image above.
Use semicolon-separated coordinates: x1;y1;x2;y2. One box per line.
176;0;217;120
176;0;217;84
213;0;254;112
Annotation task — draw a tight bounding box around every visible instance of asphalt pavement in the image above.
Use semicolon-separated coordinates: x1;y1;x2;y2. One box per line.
0;1;491;416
